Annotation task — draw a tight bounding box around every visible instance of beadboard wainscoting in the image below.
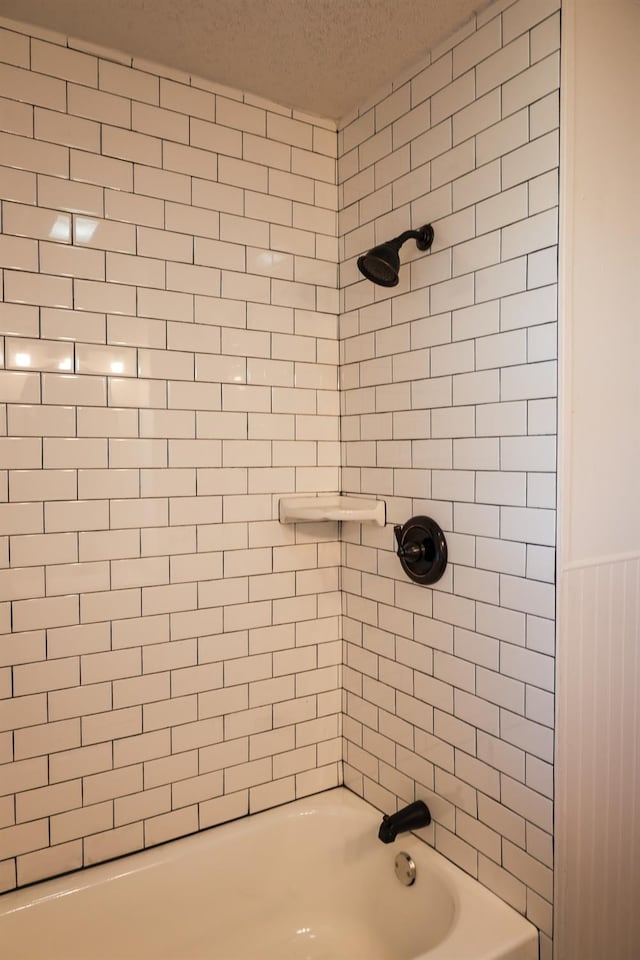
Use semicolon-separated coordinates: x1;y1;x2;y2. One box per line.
556;556;640;959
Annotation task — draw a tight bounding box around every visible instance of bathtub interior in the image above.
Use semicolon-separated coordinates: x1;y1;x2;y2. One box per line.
0;788;536;960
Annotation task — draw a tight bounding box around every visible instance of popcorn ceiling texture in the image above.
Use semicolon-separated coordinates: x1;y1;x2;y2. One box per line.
338;1;559;957
0;0;559;956
0;16;342;892
0;0;483;119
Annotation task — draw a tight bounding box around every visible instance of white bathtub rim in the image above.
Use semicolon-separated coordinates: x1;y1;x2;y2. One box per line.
0;786;538;960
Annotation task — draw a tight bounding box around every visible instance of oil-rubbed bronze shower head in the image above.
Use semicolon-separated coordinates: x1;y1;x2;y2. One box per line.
357;224;434;287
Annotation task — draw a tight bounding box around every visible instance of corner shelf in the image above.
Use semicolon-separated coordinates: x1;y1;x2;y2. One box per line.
278;495;386;527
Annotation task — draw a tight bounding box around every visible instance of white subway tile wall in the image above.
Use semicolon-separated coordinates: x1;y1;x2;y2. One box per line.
338;1;558;956
0;18;342;892
0;3;559;954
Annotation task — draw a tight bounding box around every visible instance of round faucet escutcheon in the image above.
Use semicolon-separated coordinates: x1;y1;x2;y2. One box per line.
394;516;447;585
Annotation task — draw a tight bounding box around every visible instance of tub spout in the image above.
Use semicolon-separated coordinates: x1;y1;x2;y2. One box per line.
378;800;431;843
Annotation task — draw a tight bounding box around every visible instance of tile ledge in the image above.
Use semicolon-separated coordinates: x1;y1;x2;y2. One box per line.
278;494;386;526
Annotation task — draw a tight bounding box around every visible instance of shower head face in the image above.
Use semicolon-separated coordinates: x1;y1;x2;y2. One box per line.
356;242;401;287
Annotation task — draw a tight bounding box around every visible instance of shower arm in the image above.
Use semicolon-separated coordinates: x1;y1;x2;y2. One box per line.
390;226;434;252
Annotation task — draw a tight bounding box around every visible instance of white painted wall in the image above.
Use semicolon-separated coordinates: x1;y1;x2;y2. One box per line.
556;1;640;957
560;0;640;565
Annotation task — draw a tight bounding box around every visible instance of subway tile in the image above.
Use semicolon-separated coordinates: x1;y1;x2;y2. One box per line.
132;101;189;143
74;216;136;254
0;819;49;861
81;587;141;625
411;54;452;108
50;803;112;848
43;437;107;469
106;252;165;289
3;201;70;244
3;413;55;455
47;621;111;659
453;231;500;275
0;368;40;404
9;469;76;503
478;856;526;913
218;156;267;193
0;501;43;537
528;169;558;218
246;132;290;172
432;70;475;125
133;164;189;204
0;165;37;205
166;262;220;297
217;97;265;136
453;17;502;76
0;28;29;68
14;717;80;761
501;361;556;402
5;337;73;374
165;204;218;242
245;191;292;227
13;654;79;695
503;53;560;119
108;314;165;350
139;408;195;439
46;561;110;597
104;190;163;229
477;35;530;96
75;345;134;381
267;113;312;149
15;780;81;824
45;499;109;533
527;247;557;289
192;178;244;215
41;307;105;344
35;108;99;152
500;575;555;620
71;149;132;191
0;11;561;896
530;91;559;141
454;90;501;146
503;0;560;44
477;110;529;167
74;279;136;315
67;83;130;127
4;271;72;309
40;243;105;281
0;62;65;111
502;130;559;190
107;376;166;409
157;79;213;119
269;169;314;204
502;209;558;261
163;140;217;180
136;226;191;263
31;40;97;85
99;60;158;103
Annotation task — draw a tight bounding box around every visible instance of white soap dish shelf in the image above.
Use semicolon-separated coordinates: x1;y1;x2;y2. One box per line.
278;495;386;527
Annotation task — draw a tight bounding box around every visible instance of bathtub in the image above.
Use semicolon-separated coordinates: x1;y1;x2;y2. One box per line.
0;787;538;959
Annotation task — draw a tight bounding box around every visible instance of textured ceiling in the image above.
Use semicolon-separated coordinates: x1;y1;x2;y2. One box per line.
0;0;482;119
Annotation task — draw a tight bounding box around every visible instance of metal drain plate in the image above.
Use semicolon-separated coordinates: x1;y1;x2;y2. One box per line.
394;851;416;886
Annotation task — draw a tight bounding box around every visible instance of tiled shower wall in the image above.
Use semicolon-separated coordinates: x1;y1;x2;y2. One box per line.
0;0;561;947
0;18;343;891
338;0;558;955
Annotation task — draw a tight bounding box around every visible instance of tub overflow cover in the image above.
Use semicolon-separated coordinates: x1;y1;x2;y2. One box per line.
394;851;416;886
